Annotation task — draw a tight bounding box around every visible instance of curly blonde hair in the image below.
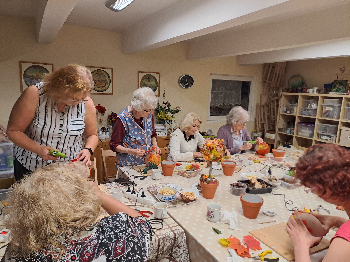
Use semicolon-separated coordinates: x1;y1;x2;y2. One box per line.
41;64;93;100
180;112;202;132
5;162;101;258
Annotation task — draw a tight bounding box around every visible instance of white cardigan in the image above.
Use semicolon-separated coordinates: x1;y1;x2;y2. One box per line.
168;128;204;162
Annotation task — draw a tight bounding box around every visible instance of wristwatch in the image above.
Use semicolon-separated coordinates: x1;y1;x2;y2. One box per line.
84;147;93;156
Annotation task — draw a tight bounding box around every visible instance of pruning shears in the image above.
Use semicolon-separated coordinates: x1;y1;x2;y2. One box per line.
252;250;279;261
49;149;66;158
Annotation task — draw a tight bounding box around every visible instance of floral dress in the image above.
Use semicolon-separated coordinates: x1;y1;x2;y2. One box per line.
9;213;152;262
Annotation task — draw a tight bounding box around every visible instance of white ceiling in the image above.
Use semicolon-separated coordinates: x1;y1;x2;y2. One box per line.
0;0;349;64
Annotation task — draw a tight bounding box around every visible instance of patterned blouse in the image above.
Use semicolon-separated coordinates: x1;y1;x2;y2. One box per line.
9;213;152;262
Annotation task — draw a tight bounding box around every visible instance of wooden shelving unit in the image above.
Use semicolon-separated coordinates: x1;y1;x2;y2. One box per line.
275;92;350;149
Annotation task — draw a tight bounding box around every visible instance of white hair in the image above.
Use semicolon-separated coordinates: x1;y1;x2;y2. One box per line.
131;87;158;111
226;106;249;125
180;112;202;132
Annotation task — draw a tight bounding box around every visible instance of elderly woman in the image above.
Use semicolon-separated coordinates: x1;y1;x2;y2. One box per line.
286;144;350;262
110;87;160;166
217;106;263;154
168;112;204;162
7;64;98;181
4;162;152;261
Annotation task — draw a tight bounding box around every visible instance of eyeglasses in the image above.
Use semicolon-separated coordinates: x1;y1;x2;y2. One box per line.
67;97;90;103
143;109;153;113
237;121;247;125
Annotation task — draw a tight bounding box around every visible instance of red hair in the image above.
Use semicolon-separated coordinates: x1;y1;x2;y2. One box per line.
296;144;350;201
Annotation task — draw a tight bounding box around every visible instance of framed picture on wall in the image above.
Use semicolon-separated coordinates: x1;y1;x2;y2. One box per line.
86;66;113;95
138;71;160;97
19;61;54;92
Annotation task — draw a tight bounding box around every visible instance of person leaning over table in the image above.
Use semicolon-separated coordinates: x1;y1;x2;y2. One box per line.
4;162;152;261
168;112;204;162
7;64;98;181
286;144;350;262
110;87;160;167
216;105;263;154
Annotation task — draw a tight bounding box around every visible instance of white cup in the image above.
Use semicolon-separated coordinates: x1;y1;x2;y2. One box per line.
153;202;168;219
207;202;223;222
152;169;162;180
313;87;319;93
307;89;314;93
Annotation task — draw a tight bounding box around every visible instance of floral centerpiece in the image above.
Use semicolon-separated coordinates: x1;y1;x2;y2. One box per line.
107;112;118;128
156;101;181;126
200;174;218;184
95;104;106;114
255;141;269;156
201;138;228;162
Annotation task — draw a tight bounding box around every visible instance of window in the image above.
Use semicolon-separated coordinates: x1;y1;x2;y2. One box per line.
207;74;257;122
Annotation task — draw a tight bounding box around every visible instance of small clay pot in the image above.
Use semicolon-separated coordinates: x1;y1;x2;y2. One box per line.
161;160;175;176
272;149;286;158
200;181;219;199
221;161;236;176
240;194;264;219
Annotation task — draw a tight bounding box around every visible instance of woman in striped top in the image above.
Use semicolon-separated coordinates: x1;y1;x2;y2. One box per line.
7;64;98;181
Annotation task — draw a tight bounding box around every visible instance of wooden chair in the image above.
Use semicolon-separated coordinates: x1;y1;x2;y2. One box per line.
102;149;118;181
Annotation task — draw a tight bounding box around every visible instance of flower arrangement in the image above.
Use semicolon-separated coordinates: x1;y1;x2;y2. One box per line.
95;104;106;114
255;141;269;156
107;112;118;126
156;101;181;124
201;138;228;162
200;174;218;184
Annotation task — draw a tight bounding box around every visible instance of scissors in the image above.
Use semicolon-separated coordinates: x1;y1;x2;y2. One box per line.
138;210;153;218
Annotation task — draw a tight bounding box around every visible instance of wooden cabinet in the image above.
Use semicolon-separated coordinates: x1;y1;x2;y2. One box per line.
275;93;350;149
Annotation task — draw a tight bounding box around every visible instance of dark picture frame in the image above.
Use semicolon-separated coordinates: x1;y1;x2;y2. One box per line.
19;61;54;92
138;71;160;97
86;66;113;95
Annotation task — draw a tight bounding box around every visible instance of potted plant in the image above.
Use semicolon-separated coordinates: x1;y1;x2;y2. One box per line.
200;174;219;199
155;101;181;132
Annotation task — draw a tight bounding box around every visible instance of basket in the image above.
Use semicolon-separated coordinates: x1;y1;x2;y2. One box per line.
179;190;197;203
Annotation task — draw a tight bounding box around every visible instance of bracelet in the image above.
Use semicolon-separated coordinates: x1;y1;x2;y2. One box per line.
84;147;93;156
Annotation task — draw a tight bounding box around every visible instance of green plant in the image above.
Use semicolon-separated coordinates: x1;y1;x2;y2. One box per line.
156;101;181;124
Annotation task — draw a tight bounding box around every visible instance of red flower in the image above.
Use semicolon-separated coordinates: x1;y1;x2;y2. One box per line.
95;104;106;114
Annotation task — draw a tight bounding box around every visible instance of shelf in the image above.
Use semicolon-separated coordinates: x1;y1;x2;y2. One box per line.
294;135;313;140
317;117;340;121
297;114;316;119
280;113;296;116
277;132;293;136
277;93;350;149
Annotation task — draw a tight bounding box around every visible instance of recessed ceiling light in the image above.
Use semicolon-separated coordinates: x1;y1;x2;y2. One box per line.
105;0;135;12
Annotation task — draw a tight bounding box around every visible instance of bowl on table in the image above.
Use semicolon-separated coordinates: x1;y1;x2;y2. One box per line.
179;188;199;203
157;186;177;202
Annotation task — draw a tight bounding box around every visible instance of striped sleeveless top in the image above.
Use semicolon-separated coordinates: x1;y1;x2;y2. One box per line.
14;83;86;171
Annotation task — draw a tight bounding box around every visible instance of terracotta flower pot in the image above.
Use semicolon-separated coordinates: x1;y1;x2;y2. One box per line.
272;149;286;158
221;161;236;176
200;181;219;199
161;160;175;176
240;194;264;219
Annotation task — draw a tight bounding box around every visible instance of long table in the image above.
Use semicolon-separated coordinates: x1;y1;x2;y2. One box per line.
119;152;349;262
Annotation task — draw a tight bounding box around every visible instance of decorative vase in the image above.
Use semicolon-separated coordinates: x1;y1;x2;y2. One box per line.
240;194;264;219
200;181;219;199
221;161;236;176
161;160;175;176
255;142;270;156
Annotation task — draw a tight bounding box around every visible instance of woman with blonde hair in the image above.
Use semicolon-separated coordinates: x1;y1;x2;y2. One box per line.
110;87;160;166
168;112;204;162
7;64;98;181
5;162;152;261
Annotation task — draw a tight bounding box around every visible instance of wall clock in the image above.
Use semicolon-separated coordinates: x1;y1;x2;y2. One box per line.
179;74;194;89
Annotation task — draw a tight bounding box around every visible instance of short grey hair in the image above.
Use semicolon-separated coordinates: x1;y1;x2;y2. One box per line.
131;87;158;111
226;106;249;125
180;112;202;132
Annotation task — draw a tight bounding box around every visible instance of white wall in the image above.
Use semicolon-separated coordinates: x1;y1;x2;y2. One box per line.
0;15;263;135
285;57;350;89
